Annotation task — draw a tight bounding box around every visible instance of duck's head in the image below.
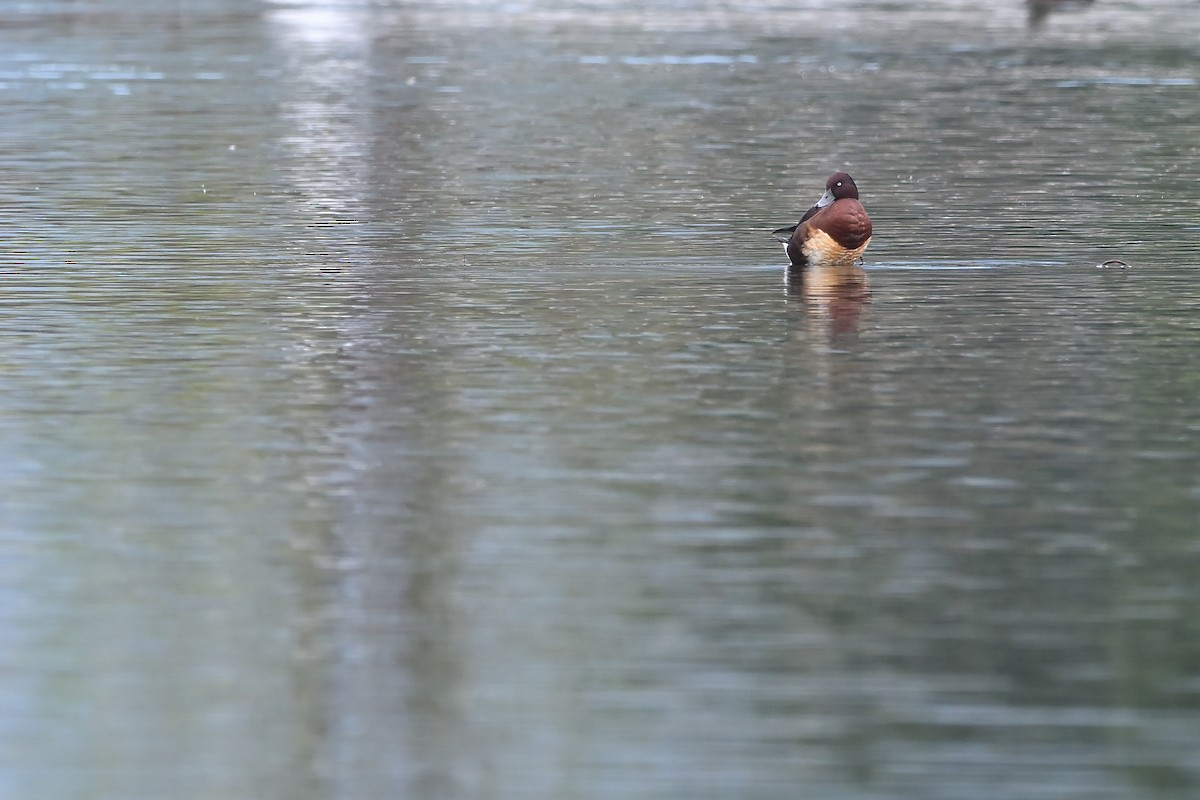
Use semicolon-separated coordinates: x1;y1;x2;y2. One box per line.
815;172;860;208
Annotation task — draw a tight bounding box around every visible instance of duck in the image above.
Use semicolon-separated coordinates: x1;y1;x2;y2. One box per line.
772;172;872;271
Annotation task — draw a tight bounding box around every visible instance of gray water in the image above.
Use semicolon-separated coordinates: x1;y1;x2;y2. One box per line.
2;0;1200;797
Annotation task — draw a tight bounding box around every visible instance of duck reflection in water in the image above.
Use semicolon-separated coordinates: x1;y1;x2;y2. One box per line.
773;171;873;333
787;263;869;335
1028;0;1096;27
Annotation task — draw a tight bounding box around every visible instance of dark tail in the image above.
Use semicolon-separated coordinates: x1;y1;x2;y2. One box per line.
771;224;797;243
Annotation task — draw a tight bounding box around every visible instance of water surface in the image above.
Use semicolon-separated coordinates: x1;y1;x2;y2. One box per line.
2;1;1200;798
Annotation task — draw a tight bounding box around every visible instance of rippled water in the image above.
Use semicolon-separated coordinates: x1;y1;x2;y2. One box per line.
2;1;1200;798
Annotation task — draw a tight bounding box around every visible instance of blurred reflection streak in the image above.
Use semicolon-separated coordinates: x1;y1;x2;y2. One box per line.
268;6;476;798
787;264;870;337
267;0;370;220
265;3;388;797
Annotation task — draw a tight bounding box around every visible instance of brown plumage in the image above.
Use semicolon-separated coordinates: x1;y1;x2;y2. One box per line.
772;172;873;270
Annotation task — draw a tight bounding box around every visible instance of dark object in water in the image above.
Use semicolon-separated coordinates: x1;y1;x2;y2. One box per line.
1097;259;1131;269
1028;0;1096;27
